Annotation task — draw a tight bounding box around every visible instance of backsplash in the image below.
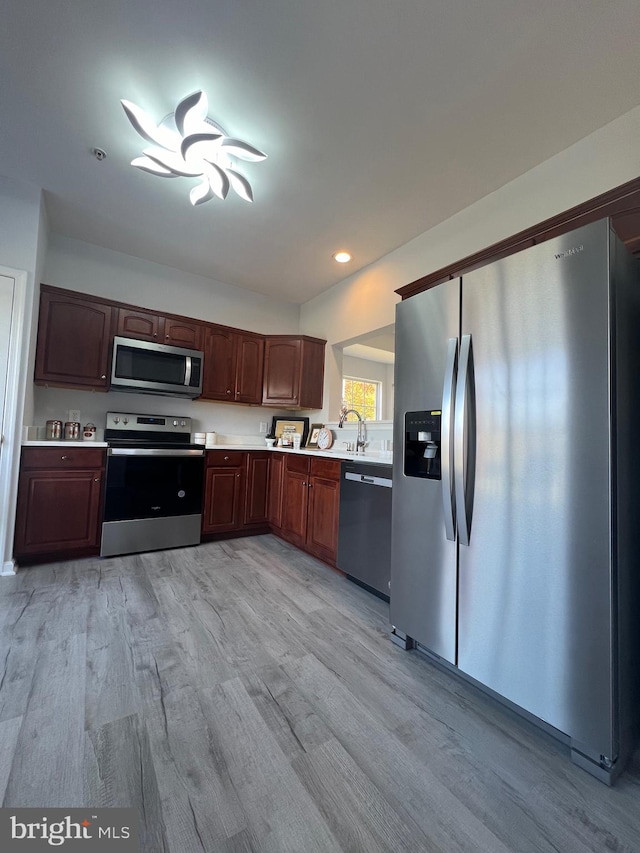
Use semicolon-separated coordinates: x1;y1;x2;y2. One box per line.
32;385;303;441
324;419;393;454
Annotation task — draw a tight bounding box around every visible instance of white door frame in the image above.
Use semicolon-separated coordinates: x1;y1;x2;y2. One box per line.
0;267;29;575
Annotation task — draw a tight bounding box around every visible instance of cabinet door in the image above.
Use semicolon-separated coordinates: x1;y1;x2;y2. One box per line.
35;291;114;389
244;453;269;526
202;466;244;533
267;453;284;528
262;339;301;405
201;326;237;401
262;337;326;408
306;475;340;565
235;333;264;404
163;318;203;350
281;469;309;548
298;338;326;409
116;308;161;341
14;469;103;557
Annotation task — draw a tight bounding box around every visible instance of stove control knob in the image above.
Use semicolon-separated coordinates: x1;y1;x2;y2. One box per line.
180;420;186;427
113;416;120;424
123;417;129;425
173;420;178;426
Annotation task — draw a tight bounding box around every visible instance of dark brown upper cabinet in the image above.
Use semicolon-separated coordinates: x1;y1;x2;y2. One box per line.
117;307;203;349
201;326;264;404
34;287;115;390
262;335;325;409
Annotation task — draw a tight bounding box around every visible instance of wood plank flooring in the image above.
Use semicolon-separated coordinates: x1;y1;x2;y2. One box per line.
1;534;639;851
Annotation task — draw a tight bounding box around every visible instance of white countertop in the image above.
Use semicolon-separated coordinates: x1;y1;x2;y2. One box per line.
209;444;393;465
21;440;393;465
22;440;109;448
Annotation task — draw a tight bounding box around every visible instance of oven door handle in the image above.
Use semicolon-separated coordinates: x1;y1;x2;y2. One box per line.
108;448;205;457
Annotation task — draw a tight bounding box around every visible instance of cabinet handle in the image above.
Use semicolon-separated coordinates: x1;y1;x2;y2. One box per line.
302;481;307;486
236;473;240;478
226;389;231;395
153;332;158;337
308;483;313;488
166;334;170;339
224;456;230;461
94;478;100;483
101;375;106;380
61;455;69;460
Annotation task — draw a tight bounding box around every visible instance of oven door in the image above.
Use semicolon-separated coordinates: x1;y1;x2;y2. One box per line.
104;448;204;522
101;447;205;557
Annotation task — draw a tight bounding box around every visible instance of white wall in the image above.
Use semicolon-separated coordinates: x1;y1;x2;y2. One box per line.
301;104;640;422
45;235;300;335
37;236;304;436
0;175;47;571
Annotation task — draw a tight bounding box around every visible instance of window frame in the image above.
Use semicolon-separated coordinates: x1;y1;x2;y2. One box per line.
341;375;381;422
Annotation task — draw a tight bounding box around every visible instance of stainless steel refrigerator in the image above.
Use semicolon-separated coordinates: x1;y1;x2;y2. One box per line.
390;218;640;783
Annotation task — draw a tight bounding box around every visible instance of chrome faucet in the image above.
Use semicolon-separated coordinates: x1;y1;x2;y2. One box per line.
338;406;367;452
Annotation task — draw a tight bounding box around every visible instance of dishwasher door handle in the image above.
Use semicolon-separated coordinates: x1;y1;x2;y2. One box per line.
344;472;393;488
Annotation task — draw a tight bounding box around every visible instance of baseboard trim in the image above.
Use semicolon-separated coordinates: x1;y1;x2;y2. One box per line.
1;558;17;576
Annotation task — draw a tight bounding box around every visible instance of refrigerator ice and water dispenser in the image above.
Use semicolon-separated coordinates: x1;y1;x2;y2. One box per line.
404;410;441;479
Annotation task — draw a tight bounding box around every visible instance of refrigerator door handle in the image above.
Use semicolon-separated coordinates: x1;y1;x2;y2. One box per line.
441;337;458;541
455;334;476;546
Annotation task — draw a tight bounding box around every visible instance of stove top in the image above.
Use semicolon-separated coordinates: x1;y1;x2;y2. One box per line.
104;410;195;447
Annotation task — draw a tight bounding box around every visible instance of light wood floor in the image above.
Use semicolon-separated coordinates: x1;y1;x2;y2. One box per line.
1;535;639;852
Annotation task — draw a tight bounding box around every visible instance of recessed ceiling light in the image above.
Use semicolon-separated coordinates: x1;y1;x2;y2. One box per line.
333;251;352;263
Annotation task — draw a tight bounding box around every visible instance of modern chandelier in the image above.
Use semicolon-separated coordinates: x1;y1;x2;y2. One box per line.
121;91;267;206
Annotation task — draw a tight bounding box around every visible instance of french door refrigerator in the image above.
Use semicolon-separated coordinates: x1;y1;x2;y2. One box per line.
390;218;640;783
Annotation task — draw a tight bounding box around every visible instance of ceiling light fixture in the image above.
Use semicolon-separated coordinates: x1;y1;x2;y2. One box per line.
121;91;267;206
333;251;352;263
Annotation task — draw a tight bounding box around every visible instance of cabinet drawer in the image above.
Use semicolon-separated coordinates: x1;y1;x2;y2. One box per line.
310;457;341;480
21;447;106;469
285;453;310;474
206;450;245;467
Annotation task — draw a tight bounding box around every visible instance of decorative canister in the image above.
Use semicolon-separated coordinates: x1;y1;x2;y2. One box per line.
82;423;97;441
64;421;78;440
46;420;62;440
64;421;81;440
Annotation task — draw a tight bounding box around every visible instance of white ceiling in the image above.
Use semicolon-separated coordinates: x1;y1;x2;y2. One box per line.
2;1;640;304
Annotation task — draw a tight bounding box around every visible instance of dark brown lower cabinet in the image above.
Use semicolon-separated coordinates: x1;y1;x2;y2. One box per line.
244;452;270;526
202;451;245;534
14;448;106;562
202;450;270;537
12;446;338;565
267;452;284;529
281;458;310;549
278;453;340;566
306;459;341;564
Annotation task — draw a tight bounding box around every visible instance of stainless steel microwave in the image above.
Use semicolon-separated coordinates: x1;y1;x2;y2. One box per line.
110;336;204;398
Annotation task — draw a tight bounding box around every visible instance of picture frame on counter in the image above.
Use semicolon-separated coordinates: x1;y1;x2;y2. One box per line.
271;416;309;447
306;423;324;447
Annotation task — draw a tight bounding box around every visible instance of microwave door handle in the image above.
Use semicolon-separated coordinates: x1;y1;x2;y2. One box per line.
184;356;192;387
441;337;457;541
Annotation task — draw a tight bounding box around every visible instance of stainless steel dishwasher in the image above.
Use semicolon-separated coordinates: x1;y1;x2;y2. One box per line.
337;460;393;600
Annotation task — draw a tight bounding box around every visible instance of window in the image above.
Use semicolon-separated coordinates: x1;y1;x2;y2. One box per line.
342;377;380;422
